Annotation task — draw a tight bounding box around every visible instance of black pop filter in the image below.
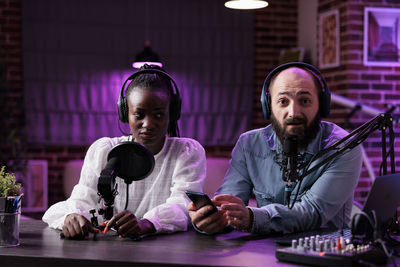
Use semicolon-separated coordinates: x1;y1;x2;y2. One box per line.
107;141;155;184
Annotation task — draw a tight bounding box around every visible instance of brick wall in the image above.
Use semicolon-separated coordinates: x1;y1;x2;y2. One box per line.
0;0;23;149
0;0;88;206
253;0;298;128
318;0;400;204
0;0;25;174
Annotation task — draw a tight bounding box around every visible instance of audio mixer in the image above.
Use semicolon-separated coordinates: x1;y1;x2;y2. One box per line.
275;233;388;266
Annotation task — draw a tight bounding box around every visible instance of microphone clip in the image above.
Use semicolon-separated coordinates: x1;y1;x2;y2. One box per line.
97;157;119;220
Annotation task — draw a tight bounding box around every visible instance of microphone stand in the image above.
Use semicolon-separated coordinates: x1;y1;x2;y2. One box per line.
96;141;155;221
288;113;395;209
97;158;119;220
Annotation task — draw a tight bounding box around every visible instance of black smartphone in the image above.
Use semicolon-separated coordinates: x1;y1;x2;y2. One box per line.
185;190;218;215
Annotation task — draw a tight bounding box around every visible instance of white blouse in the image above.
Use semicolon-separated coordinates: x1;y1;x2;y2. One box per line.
42;136;206;233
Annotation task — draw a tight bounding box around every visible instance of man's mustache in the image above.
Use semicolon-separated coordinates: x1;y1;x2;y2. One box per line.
284;118;306;124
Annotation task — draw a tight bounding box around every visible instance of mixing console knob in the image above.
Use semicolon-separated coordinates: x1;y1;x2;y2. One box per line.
310;236;316;250
330;238;335;251
297;245;306;253
336;237;341;251
324;239;330;251
339;236;345;249
291;239;297;249
305;237;310;248
317;240;323;252
311;243;315;251
315;235;321;244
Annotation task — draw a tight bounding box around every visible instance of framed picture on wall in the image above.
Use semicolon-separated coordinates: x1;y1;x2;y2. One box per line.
21;160;48;212
319;9;340;69
364;7;400;66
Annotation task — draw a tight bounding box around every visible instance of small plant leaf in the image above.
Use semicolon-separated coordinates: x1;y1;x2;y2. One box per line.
0;166;21;197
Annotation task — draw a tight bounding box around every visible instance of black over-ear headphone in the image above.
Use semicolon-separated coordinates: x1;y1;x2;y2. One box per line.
260;62;331;120
117;67;182;127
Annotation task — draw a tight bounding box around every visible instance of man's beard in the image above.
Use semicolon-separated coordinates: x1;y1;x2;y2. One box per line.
271;113;321;149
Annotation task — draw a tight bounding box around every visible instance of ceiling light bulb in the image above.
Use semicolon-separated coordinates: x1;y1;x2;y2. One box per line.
224;0;268;10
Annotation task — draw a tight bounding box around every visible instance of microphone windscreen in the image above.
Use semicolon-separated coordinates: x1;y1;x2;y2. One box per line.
284;135;298;155
107;141;155;184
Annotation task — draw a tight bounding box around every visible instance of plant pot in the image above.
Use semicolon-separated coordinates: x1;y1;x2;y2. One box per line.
0;196;22;247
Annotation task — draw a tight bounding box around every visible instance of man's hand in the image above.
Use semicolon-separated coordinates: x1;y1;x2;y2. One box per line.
188;201;227;234
105;210;156;238
215;194;253;232
63;213;100;239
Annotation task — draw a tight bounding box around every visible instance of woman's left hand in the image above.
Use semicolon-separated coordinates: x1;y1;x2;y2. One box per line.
106;210;156;238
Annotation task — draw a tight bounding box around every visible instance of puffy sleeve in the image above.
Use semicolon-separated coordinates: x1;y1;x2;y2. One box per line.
42;137;114;230
142;139;206;233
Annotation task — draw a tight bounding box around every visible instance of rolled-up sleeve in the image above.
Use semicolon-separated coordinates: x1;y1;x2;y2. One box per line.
249;144;362;234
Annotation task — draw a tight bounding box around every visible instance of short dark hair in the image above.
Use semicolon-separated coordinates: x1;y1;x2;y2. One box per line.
126;65;173;98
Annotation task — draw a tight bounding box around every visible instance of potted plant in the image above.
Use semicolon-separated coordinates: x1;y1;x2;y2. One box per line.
0;166;23;247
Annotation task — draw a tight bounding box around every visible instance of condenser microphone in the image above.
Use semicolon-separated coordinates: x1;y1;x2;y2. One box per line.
97;141;155;219
284;135;298;182
282;135;299;206
107;141;155;184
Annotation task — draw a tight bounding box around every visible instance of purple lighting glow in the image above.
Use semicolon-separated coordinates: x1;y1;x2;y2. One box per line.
132;61;163;69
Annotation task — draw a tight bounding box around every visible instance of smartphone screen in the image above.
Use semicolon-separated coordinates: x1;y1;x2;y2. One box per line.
185;190;218;215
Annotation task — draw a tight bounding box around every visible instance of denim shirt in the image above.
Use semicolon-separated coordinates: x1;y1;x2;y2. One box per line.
216;121;362;235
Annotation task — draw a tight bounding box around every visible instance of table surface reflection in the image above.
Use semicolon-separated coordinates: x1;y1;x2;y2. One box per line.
0;219;296;267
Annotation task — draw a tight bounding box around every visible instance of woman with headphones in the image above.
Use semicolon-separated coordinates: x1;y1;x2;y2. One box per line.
43;64;206;239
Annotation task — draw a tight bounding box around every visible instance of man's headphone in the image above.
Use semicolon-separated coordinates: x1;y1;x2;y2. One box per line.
260;62;331;120
117;66;182;127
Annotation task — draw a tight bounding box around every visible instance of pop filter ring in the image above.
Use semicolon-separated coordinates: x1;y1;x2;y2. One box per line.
107;141;155;184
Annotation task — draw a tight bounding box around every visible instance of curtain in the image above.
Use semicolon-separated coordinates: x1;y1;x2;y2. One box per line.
22;0;254;146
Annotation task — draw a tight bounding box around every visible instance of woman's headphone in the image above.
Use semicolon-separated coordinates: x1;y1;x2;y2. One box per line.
260;62;331;120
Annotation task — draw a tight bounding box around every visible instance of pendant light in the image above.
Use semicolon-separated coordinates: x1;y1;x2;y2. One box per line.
132;40;163;69
224;0;268;10
132;1;163;69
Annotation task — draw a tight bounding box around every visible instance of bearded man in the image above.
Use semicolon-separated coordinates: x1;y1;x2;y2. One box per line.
188;62;362;235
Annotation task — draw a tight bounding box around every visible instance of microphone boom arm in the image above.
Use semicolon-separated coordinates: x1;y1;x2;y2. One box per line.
298;113;395;182
288;113;395;209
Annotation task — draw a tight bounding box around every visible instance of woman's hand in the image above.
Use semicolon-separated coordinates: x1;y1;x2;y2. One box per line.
63;213;100;239
105;210;156;238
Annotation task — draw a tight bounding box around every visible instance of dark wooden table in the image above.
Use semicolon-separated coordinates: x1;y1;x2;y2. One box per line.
0;219;294;267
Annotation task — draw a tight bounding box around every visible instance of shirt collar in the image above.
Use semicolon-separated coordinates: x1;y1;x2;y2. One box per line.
153;135;169;159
